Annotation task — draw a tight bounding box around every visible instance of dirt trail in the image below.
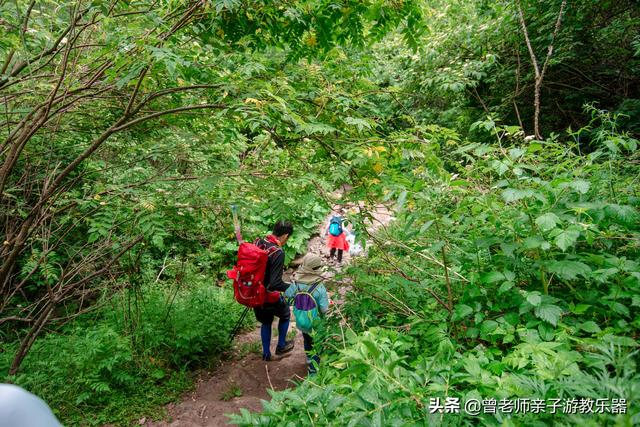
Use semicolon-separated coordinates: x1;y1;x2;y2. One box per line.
145;201;393;427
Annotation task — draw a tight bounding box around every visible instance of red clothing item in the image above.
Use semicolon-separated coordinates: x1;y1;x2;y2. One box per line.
327;232;349;251
265;234;281;246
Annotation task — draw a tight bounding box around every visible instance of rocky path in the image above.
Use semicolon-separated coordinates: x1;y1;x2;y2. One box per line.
145;202;392;427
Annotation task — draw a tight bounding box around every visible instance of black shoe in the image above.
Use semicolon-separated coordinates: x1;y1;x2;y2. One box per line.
262;354;276;361
275;341;294;355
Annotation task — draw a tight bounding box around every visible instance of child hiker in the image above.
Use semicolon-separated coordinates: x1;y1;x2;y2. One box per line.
325;210;349;264
285;254;329;374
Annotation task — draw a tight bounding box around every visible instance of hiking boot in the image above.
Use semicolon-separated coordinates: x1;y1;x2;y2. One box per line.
262;354;278;361
275;341;295;355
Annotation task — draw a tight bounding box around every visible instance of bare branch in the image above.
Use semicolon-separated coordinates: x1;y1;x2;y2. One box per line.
540;0;568;81
112;103;225;132
124;66;149;115
516;0;540;78
515;0;568;140
21;0;37;35
0;316;33;326
134;84;224;111
1;50;15;75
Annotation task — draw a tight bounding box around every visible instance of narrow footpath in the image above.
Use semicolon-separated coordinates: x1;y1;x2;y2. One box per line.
146;203;392;427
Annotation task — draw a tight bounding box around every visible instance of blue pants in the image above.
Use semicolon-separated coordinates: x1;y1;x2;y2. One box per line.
255;297;290;358
303;332;320;374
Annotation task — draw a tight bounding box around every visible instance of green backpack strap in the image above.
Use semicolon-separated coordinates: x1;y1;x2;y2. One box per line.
285;280;298;305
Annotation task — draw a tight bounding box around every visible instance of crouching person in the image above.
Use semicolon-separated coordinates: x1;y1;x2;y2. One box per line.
285;254;329;374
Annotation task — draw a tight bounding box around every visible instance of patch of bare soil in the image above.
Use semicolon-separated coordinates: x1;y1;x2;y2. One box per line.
144;325;306;427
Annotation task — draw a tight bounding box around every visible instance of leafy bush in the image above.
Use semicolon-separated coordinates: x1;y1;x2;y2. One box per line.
123;280;243;368
1;279;246;426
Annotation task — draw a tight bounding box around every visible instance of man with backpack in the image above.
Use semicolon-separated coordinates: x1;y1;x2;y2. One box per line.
253;220;296;361
285;254;329;374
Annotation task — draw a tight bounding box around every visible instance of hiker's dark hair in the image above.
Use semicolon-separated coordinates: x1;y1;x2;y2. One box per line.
273;220;294;237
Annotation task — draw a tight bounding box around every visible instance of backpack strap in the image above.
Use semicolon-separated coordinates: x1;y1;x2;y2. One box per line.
308;281;321;294
292;281;319;296
255;238;282;257
266;245;281;256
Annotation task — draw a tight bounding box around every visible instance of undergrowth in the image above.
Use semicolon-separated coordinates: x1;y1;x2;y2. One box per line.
1;275;247;426
231;115;640;426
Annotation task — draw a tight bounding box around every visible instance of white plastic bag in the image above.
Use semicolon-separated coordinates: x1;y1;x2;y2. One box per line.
347;232;363;256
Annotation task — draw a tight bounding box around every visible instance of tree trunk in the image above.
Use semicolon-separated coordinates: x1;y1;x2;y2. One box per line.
534;78;542;140
516;0;567;140
9;303;54;375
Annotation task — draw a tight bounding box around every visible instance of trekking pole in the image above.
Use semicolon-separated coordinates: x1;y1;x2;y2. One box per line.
229;306;250;341
231;204;243;243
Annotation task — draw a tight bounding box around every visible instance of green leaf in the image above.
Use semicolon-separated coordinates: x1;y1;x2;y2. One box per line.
523;235;546;249
552;227;581;251
396;190;408;211
535;213;560;232
538;322;555;340
466;327;479;338
344;117;373;132
534;304;562;326
601;335;638;347
498;281;514;294
579;321;601;333
571;304;591;314
604;204;639;227
546;260;592;280
299;122;337;135
491;160;509;176
151;369;166;379
526;292;542;307
527;143;543;153
480;320;499;336
420;220;434;233
116;62;146;89
570;179;590;194
502;188;534;203
608;301;630;317
508;148;525;159
481;271;505;284
452;304;473;322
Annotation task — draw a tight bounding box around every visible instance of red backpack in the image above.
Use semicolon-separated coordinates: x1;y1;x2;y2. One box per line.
226;240;281;307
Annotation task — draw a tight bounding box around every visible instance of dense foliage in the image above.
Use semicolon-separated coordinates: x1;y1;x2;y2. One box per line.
1;0;638;425
232;113;639;426
1;278;244;424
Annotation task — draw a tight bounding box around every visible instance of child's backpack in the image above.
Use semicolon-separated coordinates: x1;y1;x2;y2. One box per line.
293;282;321;332
226;240;281;307
328;216;343;236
